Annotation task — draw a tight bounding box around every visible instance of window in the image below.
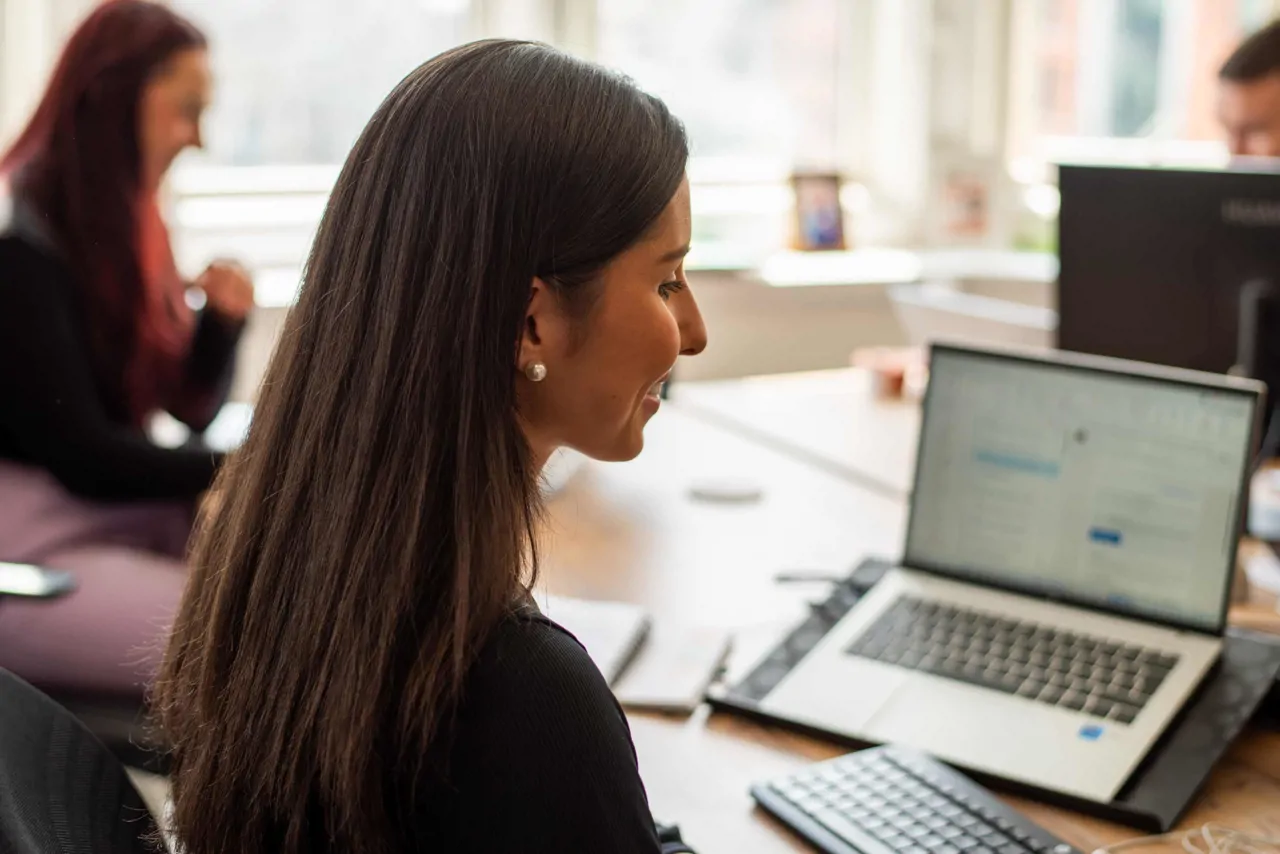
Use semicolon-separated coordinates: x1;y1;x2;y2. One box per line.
168;0;477;302
180;0;847;173
174;0;473;166
166;0;850;295
596;0;846;264
0;0;99;143
1008;0;1279;182
597;0;842;169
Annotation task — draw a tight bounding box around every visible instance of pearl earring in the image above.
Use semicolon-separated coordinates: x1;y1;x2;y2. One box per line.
525;362;547;382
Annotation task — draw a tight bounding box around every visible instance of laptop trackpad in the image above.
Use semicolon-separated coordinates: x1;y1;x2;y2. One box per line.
760;655;910;737
863;675;1126;802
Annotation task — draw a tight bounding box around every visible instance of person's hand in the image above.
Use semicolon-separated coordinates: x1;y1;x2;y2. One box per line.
196;260;255;323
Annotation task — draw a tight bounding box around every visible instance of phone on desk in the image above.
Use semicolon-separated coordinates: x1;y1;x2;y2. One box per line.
0;562;77;598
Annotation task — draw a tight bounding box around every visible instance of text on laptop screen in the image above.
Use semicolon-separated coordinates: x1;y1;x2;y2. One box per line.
905;348;1257;632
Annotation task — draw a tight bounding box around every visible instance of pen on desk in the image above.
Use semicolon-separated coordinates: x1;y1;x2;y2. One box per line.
773;571;845;585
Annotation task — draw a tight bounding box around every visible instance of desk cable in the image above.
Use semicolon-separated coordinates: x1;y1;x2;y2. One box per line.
773;571;850;620
1093;823;1280;854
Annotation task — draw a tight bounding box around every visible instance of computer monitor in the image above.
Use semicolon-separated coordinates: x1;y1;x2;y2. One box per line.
1057;163;1280;456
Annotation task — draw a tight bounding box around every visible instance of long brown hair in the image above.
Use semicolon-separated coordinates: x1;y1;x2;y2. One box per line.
154;40;687;854
1;0;206;425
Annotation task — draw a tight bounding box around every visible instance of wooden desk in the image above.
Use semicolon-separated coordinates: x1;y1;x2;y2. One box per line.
674;368;919;498
539;399;1280;853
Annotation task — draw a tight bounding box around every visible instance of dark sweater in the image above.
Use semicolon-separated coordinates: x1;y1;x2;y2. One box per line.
0;220;238;501
407;611;690;853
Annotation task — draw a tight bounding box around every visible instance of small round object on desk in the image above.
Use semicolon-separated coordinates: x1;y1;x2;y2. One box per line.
687;477;764;504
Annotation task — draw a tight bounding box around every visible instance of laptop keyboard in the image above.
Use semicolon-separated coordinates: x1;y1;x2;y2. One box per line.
845;596;1180;725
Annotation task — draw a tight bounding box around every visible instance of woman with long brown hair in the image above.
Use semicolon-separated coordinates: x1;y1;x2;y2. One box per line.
156;39;707;854
0;0;252;697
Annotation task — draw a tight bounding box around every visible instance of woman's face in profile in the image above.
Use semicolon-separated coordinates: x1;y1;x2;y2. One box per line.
139;47;211;189
520;177;707;463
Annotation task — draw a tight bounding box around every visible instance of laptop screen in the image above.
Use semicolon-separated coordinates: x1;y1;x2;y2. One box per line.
904;346;1260;634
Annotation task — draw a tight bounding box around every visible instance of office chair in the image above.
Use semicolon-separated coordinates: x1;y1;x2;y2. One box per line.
0;668;162;854
0;565;170;774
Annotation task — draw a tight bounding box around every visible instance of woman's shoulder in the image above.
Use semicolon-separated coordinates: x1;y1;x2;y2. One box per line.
0;233;76;325
466;607;615;710
411;608;657;851
0;193;66;275
448;605;636;762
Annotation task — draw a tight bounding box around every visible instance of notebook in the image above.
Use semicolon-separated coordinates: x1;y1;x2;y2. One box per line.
612;621;732;713
538;593;733;712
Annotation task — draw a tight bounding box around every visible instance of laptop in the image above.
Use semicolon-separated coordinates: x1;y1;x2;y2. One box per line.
758;342;1264;803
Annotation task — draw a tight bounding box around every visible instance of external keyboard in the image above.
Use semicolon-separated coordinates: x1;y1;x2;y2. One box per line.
751;744;1082;854
845;596;1180;724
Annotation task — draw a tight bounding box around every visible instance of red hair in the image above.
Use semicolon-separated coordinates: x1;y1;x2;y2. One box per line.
1;0;206;426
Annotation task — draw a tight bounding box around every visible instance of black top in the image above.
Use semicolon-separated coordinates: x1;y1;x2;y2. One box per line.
407;611;692;853
0;211;238;502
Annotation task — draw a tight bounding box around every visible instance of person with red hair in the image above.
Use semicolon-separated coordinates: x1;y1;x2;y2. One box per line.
0;0;252;699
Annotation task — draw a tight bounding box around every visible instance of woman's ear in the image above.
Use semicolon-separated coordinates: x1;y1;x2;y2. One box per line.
519;277;570;374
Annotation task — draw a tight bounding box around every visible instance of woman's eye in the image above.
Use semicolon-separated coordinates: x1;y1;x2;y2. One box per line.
658;279;686;301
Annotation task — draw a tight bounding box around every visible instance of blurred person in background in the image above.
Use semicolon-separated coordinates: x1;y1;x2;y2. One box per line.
0;0;252;700
1219;18;1280;158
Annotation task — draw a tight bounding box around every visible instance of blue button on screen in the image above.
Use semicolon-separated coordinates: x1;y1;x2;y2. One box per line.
1088;528;1122;546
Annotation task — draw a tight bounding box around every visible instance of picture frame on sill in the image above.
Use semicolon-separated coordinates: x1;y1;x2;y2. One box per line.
791;172;845;251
